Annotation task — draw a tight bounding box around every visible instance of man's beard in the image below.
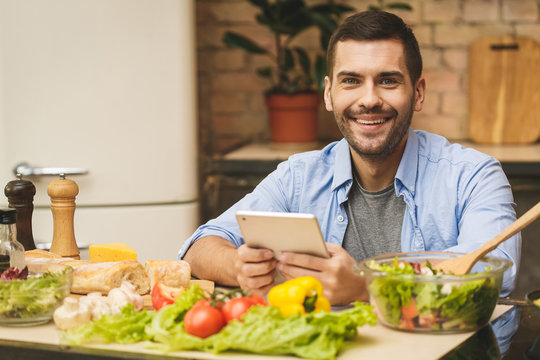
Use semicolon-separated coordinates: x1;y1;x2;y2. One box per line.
335;102;414;161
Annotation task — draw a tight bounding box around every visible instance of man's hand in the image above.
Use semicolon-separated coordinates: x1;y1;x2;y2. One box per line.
277;243;368;306
235;244;277;296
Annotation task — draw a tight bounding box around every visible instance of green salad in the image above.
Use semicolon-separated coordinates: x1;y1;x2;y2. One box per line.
0;267;71;320
367;258;500;331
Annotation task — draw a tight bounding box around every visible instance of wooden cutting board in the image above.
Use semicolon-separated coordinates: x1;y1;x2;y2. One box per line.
468;36;540;144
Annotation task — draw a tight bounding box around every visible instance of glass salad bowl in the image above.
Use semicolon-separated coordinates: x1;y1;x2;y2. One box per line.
0;262;73;326
353;251;512;334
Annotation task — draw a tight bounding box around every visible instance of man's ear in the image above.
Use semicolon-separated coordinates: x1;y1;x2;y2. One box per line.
413;77;426;112
324;76;333;111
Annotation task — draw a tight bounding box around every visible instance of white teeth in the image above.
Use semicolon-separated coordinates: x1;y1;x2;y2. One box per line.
354;118;386;125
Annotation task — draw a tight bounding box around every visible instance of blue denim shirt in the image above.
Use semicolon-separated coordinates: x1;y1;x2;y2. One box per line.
179;129;520;296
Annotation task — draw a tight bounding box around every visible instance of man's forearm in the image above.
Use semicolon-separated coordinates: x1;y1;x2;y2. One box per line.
183;236;240;286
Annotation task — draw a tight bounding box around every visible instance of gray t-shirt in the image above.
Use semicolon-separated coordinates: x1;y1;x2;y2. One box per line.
342;177;406;262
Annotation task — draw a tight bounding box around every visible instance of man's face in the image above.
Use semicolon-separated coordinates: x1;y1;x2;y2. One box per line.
324;39;425;160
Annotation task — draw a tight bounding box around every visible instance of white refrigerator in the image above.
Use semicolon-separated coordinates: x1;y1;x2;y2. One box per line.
0;0;199;262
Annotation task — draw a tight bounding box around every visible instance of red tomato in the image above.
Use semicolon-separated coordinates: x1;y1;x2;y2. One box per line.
151;282;184;310
401;298;418;320
184;300;225;338
222;297;256;323
248;294;268;306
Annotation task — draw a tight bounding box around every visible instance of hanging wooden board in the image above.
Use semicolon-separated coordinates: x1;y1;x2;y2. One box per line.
468;36;540;144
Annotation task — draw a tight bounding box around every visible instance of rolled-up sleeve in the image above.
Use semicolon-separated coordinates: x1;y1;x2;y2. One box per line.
178;160;296;259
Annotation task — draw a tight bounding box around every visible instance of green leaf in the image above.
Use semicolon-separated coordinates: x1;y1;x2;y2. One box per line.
294;47;310;76
308;11;337;35
387;2;413;11
314;55;326;93
248;0;269;9
283;48;295;71
151;302;377;360
222;32;267;54
311;4;356;17
257;67;272;78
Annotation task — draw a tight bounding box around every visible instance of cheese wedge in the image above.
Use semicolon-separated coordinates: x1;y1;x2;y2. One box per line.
89;243;137;262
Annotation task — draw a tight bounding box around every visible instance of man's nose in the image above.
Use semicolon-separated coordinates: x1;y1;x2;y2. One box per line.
356;84;382;109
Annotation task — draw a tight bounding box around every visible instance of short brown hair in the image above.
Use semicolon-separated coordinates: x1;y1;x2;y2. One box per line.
327;11;422;84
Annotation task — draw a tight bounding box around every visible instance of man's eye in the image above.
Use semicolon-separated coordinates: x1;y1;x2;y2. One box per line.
381;78;397;86
342;78;359;85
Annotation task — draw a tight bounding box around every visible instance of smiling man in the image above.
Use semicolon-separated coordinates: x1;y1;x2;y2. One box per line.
179;11;521;305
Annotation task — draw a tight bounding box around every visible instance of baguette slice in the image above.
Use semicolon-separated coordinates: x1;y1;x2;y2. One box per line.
144;260;191;290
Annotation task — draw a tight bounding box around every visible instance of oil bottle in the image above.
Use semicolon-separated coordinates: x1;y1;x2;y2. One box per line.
0;208;25;273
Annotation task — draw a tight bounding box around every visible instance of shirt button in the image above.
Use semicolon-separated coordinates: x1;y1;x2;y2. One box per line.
337;215;344;222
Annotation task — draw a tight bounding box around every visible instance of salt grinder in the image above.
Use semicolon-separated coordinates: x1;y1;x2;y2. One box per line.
48;174;80;259
4;174;37;250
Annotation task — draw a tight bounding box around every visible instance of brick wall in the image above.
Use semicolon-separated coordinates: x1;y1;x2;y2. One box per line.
196;0;540;155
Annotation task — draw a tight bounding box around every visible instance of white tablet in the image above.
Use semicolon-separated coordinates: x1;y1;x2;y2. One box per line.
235;210;330;259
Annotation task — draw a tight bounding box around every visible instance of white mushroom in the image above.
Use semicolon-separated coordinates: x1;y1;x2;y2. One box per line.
53;297;92;330
79;292;111;319
107;281;144;315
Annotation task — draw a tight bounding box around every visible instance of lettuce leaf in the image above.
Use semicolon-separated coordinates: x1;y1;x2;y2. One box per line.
0;268;70;319
61;304;155;345
145;283;206;343
151;302;377;360
62;284;205;345
62;284;377;360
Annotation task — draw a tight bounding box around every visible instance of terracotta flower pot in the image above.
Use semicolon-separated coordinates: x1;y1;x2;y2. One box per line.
265;93;321;143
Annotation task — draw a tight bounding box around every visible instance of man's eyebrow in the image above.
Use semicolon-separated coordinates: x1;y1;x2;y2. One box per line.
336;70;361;78
380;71;404;78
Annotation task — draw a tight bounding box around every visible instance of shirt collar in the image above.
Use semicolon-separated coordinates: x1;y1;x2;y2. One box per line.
395;128;418;195
331;128;419;194
332;138;353;191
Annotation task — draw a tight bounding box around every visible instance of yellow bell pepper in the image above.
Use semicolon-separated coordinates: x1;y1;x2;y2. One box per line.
267;276;331;316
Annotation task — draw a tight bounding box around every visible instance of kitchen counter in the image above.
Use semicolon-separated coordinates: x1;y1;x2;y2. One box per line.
2;303;536;360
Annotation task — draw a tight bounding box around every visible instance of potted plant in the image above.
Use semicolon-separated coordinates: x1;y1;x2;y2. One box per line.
223;0;412;144
223;0;354;144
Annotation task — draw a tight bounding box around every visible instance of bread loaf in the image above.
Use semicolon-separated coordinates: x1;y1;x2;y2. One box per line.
63;260;150;295
145;260;191;289
24;252;193;296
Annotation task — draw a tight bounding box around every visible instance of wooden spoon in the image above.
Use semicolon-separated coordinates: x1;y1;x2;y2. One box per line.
432;201;540;275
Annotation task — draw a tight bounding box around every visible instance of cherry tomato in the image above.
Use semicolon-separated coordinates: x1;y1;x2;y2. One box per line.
222;297;256;323
248;294;267;306
184;300;225;338
151;282;184;310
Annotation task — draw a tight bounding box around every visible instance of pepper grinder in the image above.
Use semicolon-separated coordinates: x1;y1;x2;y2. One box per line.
48;174;80;259
4;174;37;250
